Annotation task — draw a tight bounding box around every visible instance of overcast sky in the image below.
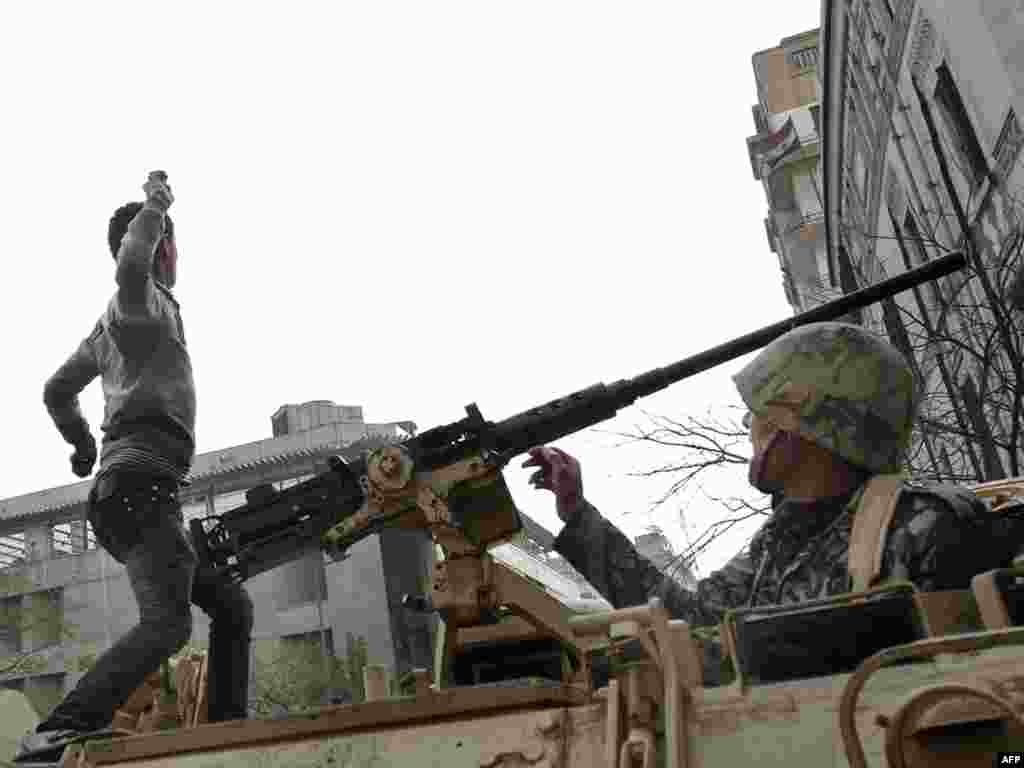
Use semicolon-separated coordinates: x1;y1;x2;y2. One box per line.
0;1;821;577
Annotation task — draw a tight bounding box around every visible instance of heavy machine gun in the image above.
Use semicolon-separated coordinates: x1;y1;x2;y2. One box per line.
54;249;1024;768
189;251;966;686
33;246;1024;768
191;251;965;582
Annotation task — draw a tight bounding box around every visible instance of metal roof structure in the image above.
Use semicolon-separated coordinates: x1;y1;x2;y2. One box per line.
0;422;400;524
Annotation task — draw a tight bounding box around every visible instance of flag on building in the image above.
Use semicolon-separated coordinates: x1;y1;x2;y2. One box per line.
748;116;801;179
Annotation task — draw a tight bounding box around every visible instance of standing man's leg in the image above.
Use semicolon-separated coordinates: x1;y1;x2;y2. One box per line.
31;477;196;735
190;566;253;722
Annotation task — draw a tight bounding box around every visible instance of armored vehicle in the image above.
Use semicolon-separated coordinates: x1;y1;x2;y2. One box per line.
19;251;1024;767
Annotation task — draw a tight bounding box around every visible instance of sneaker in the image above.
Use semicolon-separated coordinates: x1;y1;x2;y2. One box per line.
13;728;81;762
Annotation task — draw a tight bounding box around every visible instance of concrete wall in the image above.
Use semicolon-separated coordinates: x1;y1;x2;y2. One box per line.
817;0;1024;480
750;30;830;314
271;551;327;613
322;536;396;673
754;38;820;114
979;2;1024;123
930;1;1022;146
378;528;436;679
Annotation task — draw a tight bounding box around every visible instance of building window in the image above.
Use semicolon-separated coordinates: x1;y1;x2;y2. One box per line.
858;146;869;200
281;629;334;658
848;81;871;151
212;491;248;517
764;217;777;253
849;53;878;141
794;171;823;219
271;410;290;438
0;596;23;655
893;0;913;21
25;674;67;719
181;497;210;526
275;475;315;493
752;104;769;136
865;0;893;47
933;62;989;187
903;210;930;266
849;136;869;209
789;46;818;71
885;170;906;222
0;531;26;569
850;1;866;39
29;590;64;652
49;519;94;557
994;108;1024;183
783;271;800;308
886;0;914;77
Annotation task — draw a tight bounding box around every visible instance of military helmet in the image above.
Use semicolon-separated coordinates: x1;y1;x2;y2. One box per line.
732;322;917;474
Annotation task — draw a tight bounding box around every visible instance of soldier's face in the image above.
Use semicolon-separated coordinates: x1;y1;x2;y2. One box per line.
745;412;791;493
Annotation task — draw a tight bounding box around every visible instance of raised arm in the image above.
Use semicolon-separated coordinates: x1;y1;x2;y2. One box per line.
524;446;753;686
115;172;173;308
552;498;756;626
524;447;756;625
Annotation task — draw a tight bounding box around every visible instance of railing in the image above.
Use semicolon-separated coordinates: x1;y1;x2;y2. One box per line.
789;46;819;71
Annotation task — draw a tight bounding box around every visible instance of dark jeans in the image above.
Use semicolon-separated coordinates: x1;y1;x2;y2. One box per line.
39;473;253;732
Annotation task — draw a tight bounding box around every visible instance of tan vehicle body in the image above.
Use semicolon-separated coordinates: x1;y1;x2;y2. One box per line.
19;476;1017;768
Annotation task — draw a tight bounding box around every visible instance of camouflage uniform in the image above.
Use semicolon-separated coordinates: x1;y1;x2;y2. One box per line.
552;323;1023;684
553;485;1015;658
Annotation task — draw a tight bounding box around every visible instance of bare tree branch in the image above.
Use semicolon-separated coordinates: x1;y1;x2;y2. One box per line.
616;189;1024;583
668;488;770;573
604;411;753;514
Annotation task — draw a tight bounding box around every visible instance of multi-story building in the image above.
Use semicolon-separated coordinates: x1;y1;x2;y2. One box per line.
0;401;593;718
818;0;1024;481
747;29;831;312
634;529;697;592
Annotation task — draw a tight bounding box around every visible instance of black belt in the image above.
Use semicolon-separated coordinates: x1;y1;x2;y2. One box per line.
94;472;180;505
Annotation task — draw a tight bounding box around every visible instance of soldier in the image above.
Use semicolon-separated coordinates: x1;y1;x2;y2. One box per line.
17;173;253;760
525;322;1019;683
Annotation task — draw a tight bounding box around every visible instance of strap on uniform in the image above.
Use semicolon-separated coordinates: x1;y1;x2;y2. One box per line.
848;474;906;593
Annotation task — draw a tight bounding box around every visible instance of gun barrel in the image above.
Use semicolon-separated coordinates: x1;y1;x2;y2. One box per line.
489;252;965;459
619;251;966;403
195;251;967;583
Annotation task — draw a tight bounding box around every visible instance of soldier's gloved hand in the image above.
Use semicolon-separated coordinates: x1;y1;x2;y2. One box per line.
70;433;97;478
143;170;174;214
523;446;584;523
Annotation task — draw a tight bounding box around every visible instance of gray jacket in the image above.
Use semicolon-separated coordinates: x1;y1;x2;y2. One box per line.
44;206;196;471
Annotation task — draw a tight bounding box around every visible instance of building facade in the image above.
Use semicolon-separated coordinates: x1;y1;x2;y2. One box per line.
0;401;592;718
634;529;697;592
818;0;1024;482
747;29;832;312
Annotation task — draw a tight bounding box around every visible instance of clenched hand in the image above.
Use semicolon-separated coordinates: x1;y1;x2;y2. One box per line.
522;446;585;523
70;433;97;478
143;170;174;214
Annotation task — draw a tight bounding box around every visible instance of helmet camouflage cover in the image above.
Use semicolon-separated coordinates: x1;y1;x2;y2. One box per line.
732;322;918;474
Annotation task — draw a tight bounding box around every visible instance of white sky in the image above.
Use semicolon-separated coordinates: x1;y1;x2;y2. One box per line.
0;2;821;577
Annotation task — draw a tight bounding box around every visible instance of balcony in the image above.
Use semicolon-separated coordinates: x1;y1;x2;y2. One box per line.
783;211;825;238
788;45;819;72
